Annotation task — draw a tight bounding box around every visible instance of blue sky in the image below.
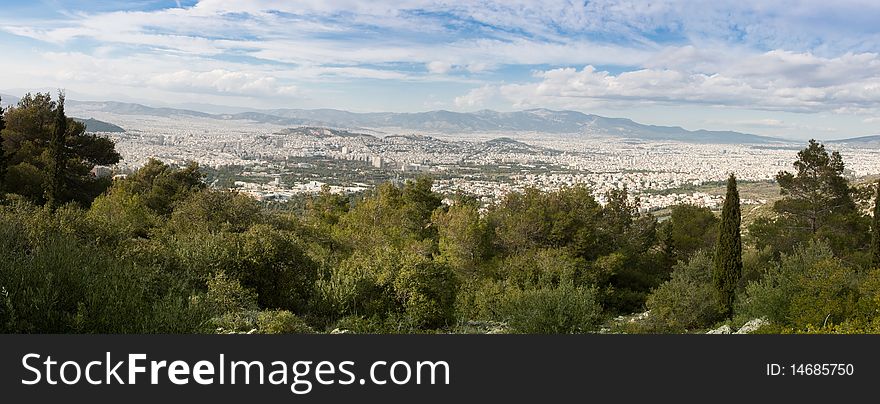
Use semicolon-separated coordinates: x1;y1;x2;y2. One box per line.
1;0;880;139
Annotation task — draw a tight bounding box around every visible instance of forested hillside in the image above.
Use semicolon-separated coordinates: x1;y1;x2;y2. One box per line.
2;93;880;334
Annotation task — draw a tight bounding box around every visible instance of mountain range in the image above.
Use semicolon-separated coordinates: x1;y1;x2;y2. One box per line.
827;135;880;146
65;100;791;144
1;93;840;145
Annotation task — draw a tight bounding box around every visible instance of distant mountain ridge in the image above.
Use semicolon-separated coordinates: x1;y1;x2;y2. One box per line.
828;135;880;144
61;99;792;144
73;118;125;133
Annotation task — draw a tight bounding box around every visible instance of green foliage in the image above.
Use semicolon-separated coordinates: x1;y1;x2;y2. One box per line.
316;244;456;329
169;224;318;312
736;240;858;329
714;174;742;317
195;271;259;316
0;211;203;333
488;186;602;256
88;190;160;242
661;204;718;260
645;251;725;333
454;278;602;334
256;310;314;334
872;181;880;268
752;140;867;260
433;199;491;278
45;92;67;208
2;93;120;206
208;310;314;334
394;255;458;328
167;189;262;233
498;282;603;334
117;158;204;215
0;97;7;192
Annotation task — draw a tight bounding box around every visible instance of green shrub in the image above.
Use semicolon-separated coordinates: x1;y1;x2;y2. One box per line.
256;310;314;334
736;240;858;329
208;310;313;334
499;282;602;334
644;251;724;333
193;271;259;316
395;256;458;329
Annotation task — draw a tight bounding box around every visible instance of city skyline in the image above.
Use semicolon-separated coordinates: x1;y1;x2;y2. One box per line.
1;1;880;140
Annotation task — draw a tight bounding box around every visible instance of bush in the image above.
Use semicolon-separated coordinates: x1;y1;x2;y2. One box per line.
194;271;259;316
498;282;603;334
644;251;724;333
256;310;314;334
167;225;318;312
209;310;313;334
0;230;203;333
395;257;457;329
736;240;858;329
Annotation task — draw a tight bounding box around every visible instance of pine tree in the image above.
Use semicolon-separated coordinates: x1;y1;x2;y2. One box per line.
45;92;67;208
714;173;742;317
872;180;880;268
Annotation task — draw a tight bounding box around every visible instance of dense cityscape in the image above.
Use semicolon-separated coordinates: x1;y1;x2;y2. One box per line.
68;105;880;213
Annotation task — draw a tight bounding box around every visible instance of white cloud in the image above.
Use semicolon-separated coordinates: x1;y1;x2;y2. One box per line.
454;85;496;108
499;49;880;113
427;61;452;74
742;119;786;128
149;69;297;97
2;0;880;121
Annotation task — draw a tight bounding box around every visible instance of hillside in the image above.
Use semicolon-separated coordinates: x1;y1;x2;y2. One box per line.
73;117;125;133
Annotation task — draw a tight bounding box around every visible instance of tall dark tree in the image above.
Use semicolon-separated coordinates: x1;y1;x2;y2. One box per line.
872;180;880;268
0;96;6;192
714;173;742;317
45;92;67;208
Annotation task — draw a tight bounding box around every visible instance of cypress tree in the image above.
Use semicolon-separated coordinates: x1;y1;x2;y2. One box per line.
872;180;880;268
714;173;742;318
45;92;67;208
0;97;6;192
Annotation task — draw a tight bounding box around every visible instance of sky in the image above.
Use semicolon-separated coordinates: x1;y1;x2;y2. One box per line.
1;0;879;140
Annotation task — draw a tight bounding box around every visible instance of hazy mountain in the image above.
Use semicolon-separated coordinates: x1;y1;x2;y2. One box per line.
73;118;125;133
69;100;214;118
0;93;20;107
827;135;880;147
62;99;788;144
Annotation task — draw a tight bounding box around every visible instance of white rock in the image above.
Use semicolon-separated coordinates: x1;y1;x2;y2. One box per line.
735;318;768;334
706;325;732;334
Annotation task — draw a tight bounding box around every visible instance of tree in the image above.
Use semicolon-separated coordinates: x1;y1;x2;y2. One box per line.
775;140;854;234
2;92;120;205
117;158;205;215
432;198;491;278
750;140;867;259
872;181;880;268
401;176;442;241
714;173;742;317
45;92;67;208
0;97;6;192
306;184;349;228
646;251;724;332
661;204;719;261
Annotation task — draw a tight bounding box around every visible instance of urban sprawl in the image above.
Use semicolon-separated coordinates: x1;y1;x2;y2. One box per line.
71;108;880;214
